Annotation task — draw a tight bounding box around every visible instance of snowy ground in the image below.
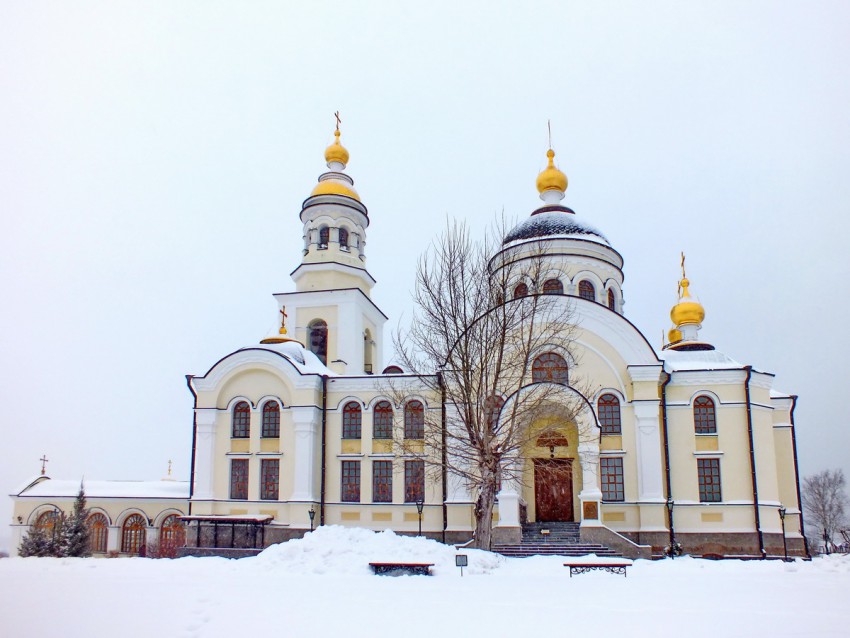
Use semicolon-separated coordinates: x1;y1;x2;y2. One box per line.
1;526;847;638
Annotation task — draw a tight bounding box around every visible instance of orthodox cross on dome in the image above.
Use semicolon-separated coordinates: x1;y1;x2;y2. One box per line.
334;111;342;132
680;251;687;279
279;306;288;335
548;119;552;149
167;459;172;477
39;454;48;475
678;251;687;297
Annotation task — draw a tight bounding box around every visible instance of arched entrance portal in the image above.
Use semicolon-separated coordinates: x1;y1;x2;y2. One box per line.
494;384;602;538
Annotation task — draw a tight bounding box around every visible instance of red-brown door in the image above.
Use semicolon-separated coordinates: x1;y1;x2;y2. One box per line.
534;458;573;522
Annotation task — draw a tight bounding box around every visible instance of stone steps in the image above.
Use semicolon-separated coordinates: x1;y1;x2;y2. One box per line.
492;522;622;558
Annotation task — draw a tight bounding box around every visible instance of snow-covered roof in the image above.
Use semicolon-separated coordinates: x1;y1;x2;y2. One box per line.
503;209;609;246
659;348;742;371
14;477;189;499
241;340;337;376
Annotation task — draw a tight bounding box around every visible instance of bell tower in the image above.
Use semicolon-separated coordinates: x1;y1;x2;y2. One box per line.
293;113;375;296
270;116;386;375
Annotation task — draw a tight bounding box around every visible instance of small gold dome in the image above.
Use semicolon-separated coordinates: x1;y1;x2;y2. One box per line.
670;277;705;326
536;149;568;194
667;327;683;344
310;179;361;201
325;129;349;167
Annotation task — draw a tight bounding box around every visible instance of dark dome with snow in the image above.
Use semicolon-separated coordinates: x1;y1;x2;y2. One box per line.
503;207;609;245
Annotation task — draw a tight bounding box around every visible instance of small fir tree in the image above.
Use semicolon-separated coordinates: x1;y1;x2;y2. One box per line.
18;523;51;557
63;483;91;557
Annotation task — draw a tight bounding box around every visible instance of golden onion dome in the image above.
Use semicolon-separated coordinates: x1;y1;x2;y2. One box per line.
325;129;349;167
670;277;705;326
667;327;683;344
536;149;568;194
309;178;361;201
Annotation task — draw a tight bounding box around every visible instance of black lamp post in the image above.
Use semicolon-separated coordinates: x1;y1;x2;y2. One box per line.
666;496;676;559
416;500;425;537
823;528;830;555
778;505;788;562
308;506;316;532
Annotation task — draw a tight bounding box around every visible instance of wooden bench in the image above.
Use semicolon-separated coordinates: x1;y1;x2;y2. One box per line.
564;561;631;577
369;562;435;576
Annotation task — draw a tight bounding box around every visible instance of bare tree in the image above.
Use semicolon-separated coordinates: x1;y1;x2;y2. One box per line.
391;218;588;550
802;469;848;553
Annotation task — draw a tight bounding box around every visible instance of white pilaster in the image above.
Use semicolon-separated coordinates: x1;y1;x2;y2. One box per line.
193;409;217;500
290;406;320;501
578;441;602;526
633;401;665;501
496;477;521;527
107;526;120;553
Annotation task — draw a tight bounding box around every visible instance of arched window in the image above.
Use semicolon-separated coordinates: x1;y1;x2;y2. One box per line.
694;396;717;434
338;227;349;250
343;401;362;439
318;226;329;248
87;513;109;553
35;510;60;535
262;402;280;438
404;400;425;439
159;514;185;553
308;319;328;365
531;353;569;384
598;394;621;434
484;395;505;433
607;289;616;311
543;279;563;295
232;401;250;438
121;514;147;555
373;401;393;439
382;365;403;374
513;283;528;299
578;280;596;301
363;329;374;374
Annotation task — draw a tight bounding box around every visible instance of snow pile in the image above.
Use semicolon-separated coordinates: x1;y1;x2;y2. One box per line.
248;525;502;576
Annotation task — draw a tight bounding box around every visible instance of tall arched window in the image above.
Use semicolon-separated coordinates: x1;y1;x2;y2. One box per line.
578;280;596;301
404;400;425;439
338;227;349;250
598;394;621;434
343;401;362;439
308;319;328;365
121;514;147;554
232;401;250;438
484;395;505;432
532;353;569;384
159;514;185;552
363;329;374;374
373;401;393;439
87;513;109;553
262;402;280;438
694;396;717;434
35;510;60;536
543;279;564;295
513;283;528;299
607;289;616;311
318;226;329;248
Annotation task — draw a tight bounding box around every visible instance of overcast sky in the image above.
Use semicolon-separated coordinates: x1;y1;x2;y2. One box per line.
2;1;848;550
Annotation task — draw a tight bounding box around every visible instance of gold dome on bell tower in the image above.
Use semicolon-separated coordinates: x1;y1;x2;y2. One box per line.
325;128;350;167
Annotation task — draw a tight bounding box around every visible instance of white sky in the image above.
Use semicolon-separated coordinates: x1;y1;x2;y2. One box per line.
1;1;848;548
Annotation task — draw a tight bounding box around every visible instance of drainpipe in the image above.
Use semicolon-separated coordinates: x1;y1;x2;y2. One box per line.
439;372;447;543
660;371;674;554
789;395;810;558
185;375;197;516
320;375;328;526
744;365;766;558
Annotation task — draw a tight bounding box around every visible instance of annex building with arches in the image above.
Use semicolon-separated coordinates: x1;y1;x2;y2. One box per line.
9;124;808;559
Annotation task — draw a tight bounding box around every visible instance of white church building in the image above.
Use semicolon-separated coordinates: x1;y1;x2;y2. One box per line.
10;123;809;560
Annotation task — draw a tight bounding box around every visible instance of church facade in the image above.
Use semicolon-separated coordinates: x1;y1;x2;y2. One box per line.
10;124;808;559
